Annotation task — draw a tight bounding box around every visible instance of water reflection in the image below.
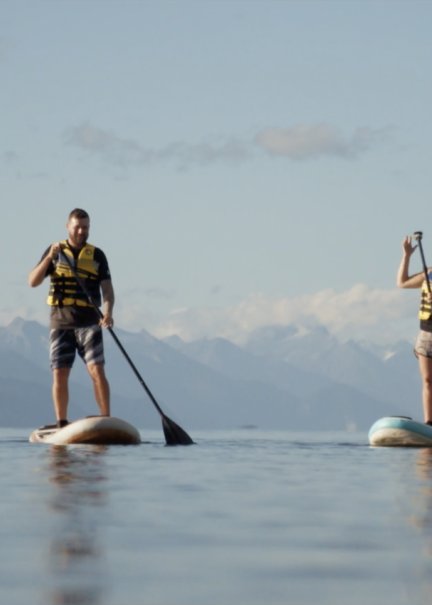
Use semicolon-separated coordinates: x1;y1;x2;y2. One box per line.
44;445;109;605
400;449;432;604
413;450;432;532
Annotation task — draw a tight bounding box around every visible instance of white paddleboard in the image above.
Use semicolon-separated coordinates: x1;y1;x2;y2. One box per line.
29;416;141;445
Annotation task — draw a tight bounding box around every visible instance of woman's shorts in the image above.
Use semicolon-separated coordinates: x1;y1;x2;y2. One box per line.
50;326;105;369
414;329;432;359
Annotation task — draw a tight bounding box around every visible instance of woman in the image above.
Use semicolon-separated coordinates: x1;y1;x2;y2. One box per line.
397;236;432;425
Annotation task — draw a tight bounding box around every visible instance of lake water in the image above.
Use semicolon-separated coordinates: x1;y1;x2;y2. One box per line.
2;428;432;605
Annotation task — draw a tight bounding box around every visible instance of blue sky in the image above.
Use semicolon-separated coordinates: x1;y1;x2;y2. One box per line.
1;1;431;344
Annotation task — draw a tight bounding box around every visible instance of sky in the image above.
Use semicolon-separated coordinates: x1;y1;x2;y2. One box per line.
1;0;432;345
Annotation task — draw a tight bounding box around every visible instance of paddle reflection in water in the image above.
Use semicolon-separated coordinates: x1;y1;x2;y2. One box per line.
44;445;109;605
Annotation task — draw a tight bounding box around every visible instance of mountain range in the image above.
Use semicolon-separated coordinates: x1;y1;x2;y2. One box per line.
0;317;421;433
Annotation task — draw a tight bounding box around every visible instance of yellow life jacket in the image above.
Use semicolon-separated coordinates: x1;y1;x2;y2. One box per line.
419;276;432;321
47;241;101;307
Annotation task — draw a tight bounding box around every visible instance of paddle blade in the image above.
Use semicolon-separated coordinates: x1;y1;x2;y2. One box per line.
162;415;194;446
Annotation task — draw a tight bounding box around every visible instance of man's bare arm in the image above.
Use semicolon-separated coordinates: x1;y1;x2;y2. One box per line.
100;279;115;328
28;242;61;287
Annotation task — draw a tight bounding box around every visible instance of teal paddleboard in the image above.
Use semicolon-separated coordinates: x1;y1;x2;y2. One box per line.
369;416;432;447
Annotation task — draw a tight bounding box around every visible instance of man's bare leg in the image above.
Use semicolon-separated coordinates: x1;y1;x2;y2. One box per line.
418;354;432;423
52;367;71;422
87;363;110;416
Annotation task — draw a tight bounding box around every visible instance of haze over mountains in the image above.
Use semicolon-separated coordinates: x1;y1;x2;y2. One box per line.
0;317;421;432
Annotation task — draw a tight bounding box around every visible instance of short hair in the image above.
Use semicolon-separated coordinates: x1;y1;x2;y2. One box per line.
68;208;89;221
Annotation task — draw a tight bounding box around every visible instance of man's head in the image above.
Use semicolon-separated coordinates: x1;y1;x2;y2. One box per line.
66;208;90;248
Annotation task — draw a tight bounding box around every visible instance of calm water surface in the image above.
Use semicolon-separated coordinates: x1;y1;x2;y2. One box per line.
1;429;432;605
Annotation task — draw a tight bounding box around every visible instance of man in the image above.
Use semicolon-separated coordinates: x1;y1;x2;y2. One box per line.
397;235;432;425
28;208;114;428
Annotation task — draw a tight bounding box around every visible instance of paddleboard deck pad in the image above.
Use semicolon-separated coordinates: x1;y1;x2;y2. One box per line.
369;416;432;447
29;416;141;445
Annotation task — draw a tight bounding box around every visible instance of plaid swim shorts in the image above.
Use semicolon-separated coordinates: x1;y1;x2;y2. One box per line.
49;325;105;369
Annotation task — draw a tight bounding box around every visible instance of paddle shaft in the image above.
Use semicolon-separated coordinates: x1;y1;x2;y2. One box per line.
415;233;432;295
59;248;166;418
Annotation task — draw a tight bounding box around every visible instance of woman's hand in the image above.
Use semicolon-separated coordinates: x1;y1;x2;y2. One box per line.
402;236;418;257
397;236;423;288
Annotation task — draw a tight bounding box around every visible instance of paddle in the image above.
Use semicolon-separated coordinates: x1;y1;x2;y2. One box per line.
413;231;431;294
59;245;194;445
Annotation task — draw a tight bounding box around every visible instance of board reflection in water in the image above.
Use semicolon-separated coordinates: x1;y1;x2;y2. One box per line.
44;445;109;605
413;449;432;538
402;449;432;604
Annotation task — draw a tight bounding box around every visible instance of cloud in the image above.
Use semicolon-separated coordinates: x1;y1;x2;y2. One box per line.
3;151;18;163
169;139;252;166
0;306;48;327
122;284;417;346
254;124;391;160
0;38;8;60
1;285;418;346
64;121;390;169
122;286;176;300
64;123;142;166
17;171;48;180
64;123;252;168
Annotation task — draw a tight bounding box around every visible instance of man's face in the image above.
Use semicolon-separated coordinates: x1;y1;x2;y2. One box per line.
67;217;90;248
